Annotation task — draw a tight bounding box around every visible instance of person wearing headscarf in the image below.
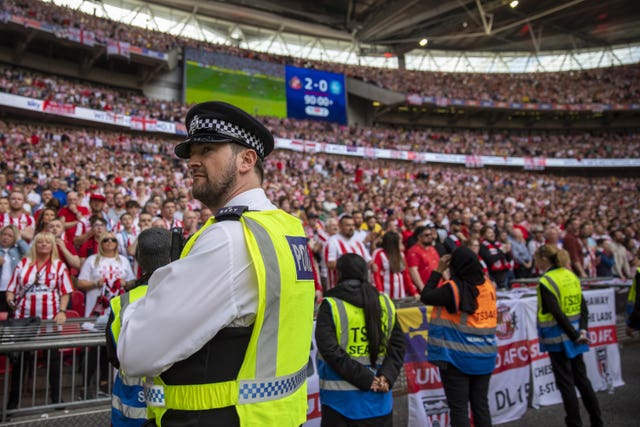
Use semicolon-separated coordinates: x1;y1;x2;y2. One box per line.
420;247;497;427
316;253;405;427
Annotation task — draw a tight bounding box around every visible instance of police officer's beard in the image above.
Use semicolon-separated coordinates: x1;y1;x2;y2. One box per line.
192;162;237;209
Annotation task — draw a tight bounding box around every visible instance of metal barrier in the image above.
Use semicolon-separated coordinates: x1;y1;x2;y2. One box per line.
0;277;634;424
0;318;111;423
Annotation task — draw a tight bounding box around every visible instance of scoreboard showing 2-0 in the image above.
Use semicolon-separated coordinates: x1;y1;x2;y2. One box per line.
285;65;347;124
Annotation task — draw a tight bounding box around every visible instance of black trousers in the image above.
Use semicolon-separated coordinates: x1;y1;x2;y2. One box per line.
9;350;62;406
320;404;392;427
87;345;109;390
440;363;492;427
548;352;603;427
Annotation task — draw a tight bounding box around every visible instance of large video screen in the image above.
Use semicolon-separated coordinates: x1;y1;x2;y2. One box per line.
184;49;347;123
185;60;287;118
285;65;347;124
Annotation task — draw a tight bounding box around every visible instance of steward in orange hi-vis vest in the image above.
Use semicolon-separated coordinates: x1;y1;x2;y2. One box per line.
427;277;497;375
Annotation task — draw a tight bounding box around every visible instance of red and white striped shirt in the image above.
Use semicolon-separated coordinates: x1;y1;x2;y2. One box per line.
7;258;73;320
161;218;184;230
1;212;35;230
326;234;371;289
372;248;412;299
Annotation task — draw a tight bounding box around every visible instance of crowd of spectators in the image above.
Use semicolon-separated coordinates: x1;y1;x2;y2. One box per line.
0;65;189;122
1;121;638;292
2;0;179;51
3;0;640;106
2;65;640;159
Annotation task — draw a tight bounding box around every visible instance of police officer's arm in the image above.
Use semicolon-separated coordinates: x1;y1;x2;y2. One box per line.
376;319;405;387
105;310;120;369
539;285;582;341
118;223;254;378
315;300;376;390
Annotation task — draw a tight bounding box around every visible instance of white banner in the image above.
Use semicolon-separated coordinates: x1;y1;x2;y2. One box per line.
528;288;622;407
489;299;530;424
582;289;624;393
1;91;639;168
403;289;622;426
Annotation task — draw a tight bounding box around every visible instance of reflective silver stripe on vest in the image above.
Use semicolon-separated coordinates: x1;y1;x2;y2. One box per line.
243;217;281;379
238;217;306;403
540;334;569;345
112;392;147;420
429;337;497;354
539;315;581;328
381;294;394;334
332;299;350;347
119;373;145;386
238;365;307;404
430;317;496;335
120;291;131;314
538;319;558;328
542;274;562;298
318;379;360;391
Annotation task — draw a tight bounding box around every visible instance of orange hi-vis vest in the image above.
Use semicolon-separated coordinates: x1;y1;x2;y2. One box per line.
427;278;498;375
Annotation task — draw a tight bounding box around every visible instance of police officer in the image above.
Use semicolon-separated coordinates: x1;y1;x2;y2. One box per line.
106;228;172;427
117;101;315;427
316;253;405;427
534;244;603;427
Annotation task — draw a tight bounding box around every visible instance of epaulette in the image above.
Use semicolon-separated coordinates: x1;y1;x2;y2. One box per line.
215;205;249;221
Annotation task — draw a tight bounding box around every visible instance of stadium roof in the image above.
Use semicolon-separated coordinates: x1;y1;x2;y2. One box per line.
144;0;640;54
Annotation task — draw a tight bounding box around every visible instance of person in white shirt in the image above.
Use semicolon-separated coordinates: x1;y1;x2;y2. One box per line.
326;214;372;289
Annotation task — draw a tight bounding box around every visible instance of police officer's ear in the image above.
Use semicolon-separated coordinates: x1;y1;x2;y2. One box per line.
236;148;258;175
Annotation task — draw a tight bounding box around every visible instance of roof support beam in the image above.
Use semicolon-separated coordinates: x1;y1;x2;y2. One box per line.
475;0;493;35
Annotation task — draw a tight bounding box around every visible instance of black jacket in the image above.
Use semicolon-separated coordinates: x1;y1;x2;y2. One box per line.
315;281;405;391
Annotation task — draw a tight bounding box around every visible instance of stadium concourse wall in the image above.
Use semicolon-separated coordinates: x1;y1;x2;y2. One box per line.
1;91;640;169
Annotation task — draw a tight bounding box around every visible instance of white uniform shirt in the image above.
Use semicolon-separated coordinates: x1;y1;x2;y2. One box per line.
118;188;276;378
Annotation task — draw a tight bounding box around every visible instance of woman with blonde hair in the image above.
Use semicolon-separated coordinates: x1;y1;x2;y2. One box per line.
6;231;73;322
534;244;602;427
77;232;135;317
6;231;74;407
77;231;135;394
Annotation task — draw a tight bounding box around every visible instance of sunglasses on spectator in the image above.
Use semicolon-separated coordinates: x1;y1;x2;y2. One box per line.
101;238;118;243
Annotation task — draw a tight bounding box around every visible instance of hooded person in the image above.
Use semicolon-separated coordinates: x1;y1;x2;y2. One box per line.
420;246;498;427
315;253;405;427
106;227;173;426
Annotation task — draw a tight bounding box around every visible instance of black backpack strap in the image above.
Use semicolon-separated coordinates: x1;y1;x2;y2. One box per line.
215;205;249;222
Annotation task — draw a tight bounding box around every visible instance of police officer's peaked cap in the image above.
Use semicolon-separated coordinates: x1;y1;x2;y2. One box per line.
175;101;274;160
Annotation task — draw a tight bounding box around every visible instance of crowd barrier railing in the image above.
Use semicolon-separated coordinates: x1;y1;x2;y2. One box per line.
0;318;111;422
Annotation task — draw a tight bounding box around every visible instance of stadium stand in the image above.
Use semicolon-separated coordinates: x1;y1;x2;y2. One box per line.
0;0;639;425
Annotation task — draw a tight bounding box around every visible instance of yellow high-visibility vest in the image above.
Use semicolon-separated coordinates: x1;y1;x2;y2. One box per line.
146;209;315;427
